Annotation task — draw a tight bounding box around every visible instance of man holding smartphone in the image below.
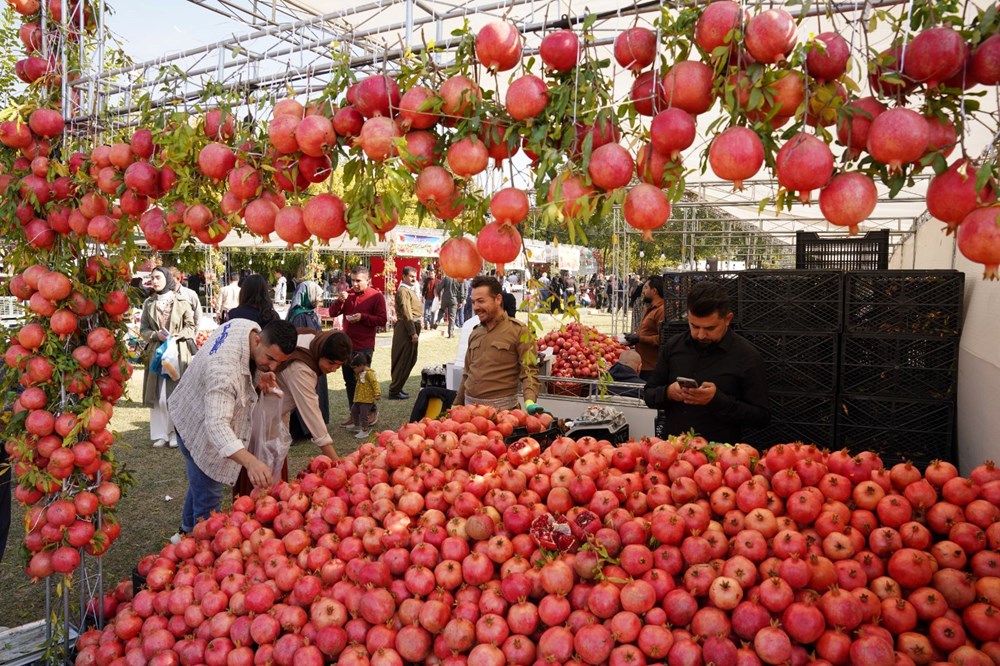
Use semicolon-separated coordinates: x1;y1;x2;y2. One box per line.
643;281;770;443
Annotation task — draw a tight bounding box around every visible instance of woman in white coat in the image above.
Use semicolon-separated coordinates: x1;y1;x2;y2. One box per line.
140;267;196;448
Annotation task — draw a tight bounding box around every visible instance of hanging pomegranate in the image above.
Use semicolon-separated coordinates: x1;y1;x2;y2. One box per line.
866;108;929;173
539;30;579;72
658;61;715;115
303;194;347;241
650;109;696;159
805;32;850;83
587;143;634;191
956;206;1000;280
926;160;997;234
274;205;310;246
352;75;401;118
505;75;549;122
836;97;886;160
476;21;523;72
819;172;878;235
398;85;440;130
744;9;797;64
624;184;671;241
695;1;745;57
477;221;522;274
440;237;483;280
546;173;596;221
489;188;530;225
708;127;764;191
775;132;834;203
613;27;656;72
903;26;969;88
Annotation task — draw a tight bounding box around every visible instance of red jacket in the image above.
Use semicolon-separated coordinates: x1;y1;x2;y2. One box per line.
329;287;387;350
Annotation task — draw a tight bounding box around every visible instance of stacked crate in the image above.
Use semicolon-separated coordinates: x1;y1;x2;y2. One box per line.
739;271;842;448
836;271;964;468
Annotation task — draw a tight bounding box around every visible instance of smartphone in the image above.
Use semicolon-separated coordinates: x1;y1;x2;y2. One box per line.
677;376;700;389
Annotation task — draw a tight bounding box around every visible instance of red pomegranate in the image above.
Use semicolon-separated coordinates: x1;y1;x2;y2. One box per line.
506;75;549;121
630;70;660;117
353;75;401;118
446;136;489;178
624;183;671;241
971;34;1000;85
866;107;929;173
587;143;634;191
398;86;439;130
775;132;835;203
243;198;279;238
439;76;481;118
440;237;482;280
695;1;744;57
804;81;848;127
401;131;439;172
837;96;886;159
925;115;957;158
197;143;235;180
708;127;764;191
303;194;346;240
332;107;364;137
356;117;401;161
613;27;656;72
744;9;797;64
927;160;997;233
869;45;915;98
477;221;522;273
806;32;850;83
490;188;529;225
274;205;310;246
957;206;1000;280
204;108;235;141
414;166;456;209
482;120;519;167
903;26;969;88
295;115;335;157
540;30;579;72
755;70;805;121
124;162;160;197
546;173;596;220
268;115;300;154
636;143;680;188
819;172;878;235
273;98;304;118
659;60;715;115
476;21;523;72
28;108;64;137
650;109;696;159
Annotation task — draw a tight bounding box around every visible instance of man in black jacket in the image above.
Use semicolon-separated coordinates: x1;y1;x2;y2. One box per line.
644;281;770;443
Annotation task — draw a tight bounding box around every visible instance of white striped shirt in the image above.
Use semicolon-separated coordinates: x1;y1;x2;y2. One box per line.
168;319;260;485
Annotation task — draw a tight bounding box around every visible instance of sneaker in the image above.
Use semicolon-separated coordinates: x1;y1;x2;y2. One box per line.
345;424;359;431
153;439;167;448
168;438;178;449
355;430;370;439
168;532;183;545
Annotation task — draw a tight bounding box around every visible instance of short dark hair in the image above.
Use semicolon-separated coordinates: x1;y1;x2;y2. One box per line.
259;320;298;353
321;332;352;363
350;352;369;368
351;266;370;278
688;281;731;318
645;276;664;299
471;275;502;297
402;266;416;277
502;292;517;317
228;272;240;282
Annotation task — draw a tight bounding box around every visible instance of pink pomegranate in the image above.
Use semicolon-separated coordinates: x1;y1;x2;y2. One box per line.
869;45;914;98
398;86;439;130
636;143;680;188
819;172;878;235
759;70;805;120
650;109;696;159
903;26;969;88
540;30;579;72
547;172;596;220
28;108;64;138
925;115;958;158
659;60;715;115
971;34;1000;85
446;135;489;178
866;107;929;173
353;75;401;118
476;221;521;273
295;115;336;157
268;115;300;154
400;131;439;172
744;9;797;64
440;237;482;280
806;32;850;83
197;143;235;180
957;206;1000;280
303;193;346;240
243;198;279;238
775;132;835;203
356;117;401;161
708;127;764;191
439;76;481;118
489;188;529;225
624;183;671;241
274;205;310;246
482;120;519;167
587;143;634;191
630;71;660;117
505;75;549;121
836;96;886;159
613;27;656;72
333;106;364;137
476;21;523;72
695;1;744;56
414;165;456;209
804;81;848;127
927;160;997;233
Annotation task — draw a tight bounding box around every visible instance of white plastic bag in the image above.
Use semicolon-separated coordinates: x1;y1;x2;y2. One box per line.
160;336;181;381
248;392;291;481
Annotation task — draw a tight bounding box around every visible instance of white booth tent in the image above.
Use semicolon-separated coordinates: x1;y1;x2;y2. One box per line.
90;0;1000;470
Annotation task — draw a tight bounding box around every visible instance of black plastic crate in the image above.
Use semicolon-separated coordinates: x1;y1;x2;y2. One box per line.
738;270;843;332
836;395;956;466
661;271;740;323
660;320;690;346
840;334;959;400
504;425;563;451
564;422;630;445
742;332;839;395
844;271;964;336
796;230;890;270
743;392;837;447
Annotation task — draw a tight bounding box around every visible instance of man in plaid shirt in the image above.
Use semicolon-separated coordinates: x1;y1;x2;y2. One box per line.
168;319;298;536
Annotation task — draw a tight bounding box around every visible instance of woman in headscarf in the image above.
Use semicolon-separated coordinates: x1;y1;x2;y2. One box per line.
286;280;324;330
140;266;196;448
232;328;352;497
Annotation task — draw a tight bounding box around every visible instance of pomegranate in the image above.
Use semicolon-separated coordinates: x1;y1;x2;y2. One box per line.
613;27;656;71
587;143;634;191
540;30;579;72
439;236;482;280
695;1;744;57
744;9;797;64
476;20;522;72
439;75;481;118
819;172;878;235
971;34;1000;85
957;206;1000;280
505;75;549;121
489;188;529;225
927;160;996;233
650;109;696;159
398;86;439;130
623;183;671;241
446;135;489;178
904;26;969;88
353;75;401;118
476;221;521;273
546;172;596;220
356;117;401;161
866;107;930;173
837;96;886;159
659;60;715;115
708;126;764;191
303;193;347;240
806;32;850;83
774;132;835;203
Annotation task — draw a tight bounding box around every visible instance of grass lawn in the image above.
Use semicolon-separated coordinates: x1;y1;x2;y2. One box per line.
0;309;622;627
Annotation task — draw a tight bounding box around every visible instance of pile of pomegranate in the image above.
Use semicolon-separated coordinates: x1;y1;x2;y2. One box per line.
537;323;626;381
74;405;1000;666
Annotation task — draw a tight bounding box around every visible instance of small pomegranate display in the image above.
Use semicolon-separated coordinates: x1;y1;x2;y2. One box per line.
537;322;626;380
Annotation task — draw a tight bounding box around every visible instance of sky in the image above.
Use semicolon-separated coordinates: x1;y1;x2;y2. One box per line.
106;0;245;64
